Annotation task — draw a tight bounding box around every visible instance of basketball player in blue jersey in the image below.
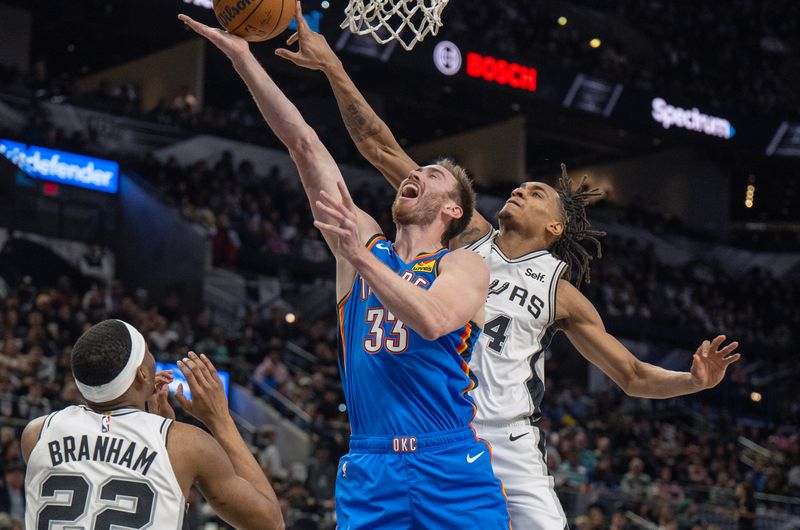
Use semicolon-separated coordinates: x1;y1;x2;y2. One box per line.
180;11;511;529
275;10;742;529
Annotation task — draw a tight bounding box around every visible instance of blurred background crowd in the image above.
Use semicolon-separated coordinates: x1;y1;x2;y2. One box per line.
1;0;798;528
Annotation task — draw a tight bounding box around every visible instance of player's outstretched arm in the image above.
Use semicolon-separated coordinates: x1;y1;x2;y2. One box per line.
178;14;378;255
170;423;284;530
315;183;489;338
556;280;741;398
275;3;491;249
172;352;283;529
276;1;416;187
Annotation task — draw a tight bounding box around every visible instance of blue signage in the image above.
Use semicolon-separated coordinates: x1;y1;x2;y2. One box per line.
155;361;231;400
0;139;119;193
288;10;323;32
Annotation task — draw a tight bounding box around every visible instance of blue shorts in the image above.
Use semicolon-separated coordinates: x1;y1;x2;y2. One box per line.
335;426;511;529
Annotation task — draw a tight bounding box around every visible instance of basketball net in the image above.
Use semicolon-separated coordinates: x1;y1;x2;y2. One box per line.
340;0;450;51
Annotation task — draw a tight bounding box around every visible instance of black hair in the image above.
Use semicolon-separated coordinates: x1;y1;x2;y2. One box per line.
551;163;605;287
71;319;131;386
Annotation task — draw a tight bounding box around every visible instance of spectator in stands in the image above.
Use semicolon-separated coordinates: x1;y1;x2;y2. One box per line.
212;213;241;267
609;507;629;530
258;425;286;480
148;316;179;353
710;471;736;507
621;457;651;500
79;244;113;287
0;462;24;522
557;449;590;490
254;349;291;389
649;466;685;505
734;483;756;530
306;445;336;508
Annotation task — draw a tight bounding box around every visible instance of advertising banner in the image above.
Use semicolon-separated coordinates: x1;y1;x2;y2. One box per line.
0;139;119;193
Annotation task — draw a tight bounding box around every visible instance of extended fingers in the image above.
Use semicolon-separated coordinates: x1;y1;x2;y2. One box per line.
286;32;299;46
313;220;347;233
313;220;348;237
185;352;212;387
315;199;347;221
294;1;308;32
188;352;218;387
337;180;356;209
318;191;357;223
178;14;209;35
717;340;739;357
723;353;742;365
199;353;223;385
710;335;726;351
155;370;174;384
174;383;189;407
275;48;301;62
177;357;201;389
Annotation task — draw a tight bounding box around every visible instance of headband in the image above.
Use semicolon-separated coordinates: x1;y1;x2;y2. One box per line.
75;320;146;403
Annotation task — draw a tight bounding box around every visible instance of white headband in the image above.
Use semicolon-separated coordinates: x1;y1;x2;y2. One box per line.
75;320;146;403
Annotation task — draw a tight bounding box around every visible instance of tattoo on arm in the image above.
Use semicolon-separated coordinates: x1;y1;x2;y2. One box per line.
453;226;481;247
343;103;382;143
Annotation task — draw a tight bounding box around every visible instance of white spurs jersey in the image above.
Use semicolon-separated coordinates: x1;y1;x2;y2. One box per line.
466;228;567;424
26;405;186;530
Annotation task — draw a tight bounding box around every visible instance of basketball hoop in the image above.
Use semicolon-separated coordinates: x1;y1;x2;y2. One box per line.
340;0;450;51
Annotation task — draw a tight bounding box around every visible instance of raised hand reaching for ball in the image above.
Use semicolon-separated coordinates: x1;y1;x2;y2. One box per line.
179;13;251;61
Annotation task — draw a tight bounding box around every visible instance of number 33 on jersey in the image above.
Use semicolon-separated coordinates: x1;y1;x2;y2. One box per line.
337;235;481;436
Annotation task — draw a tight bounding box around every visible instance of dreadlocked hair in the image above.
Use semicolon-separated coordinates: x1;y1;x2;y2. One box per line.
551;163;605;288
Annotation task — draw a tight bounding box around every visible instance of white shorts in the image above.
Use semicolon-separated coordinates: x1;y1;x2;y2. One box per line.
475;420;568;530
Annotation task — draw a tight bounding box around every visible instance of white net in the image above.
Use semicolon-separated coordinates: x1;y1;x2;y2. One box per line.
340;0;450;51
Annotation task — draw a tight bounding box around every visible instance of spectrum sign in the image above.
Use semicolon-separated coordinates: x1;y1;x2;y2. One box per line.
0;139;119;193
433;41;537;92
651;97;735;140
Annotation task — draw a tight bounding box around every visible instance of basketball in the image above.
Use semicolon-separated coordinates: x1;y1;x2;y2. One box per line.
212;0;295;42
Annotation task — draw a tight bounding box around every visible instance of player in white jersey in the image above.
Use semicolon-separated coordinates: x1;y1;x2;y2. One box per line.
274;12;742;528
21;319;284;530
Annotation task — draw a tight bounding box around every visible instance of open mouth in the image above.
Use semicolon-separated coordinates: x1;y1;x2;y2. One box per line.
400;182;420;199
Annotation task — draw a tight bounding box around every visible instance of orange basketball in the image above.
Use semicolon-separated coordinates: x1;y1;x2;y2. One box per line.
212;0;296;42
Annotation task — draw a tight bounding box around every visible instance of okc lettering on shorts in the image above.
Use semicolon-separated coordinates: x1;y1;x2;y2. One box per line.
392;436;417;452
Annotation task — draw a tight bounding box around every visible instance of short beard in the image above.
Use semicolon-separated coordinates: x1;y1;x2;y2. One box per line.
497;206;517;229
392;193;442;228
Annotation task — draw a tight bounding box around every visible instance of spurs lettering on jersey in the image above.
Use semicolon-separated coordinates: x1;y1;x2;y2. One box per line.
466;229;567;423
26;405;186;529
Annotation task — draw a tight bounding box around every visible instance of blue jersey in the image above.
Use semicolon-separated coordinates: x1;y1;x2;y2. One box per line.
337;235;481;436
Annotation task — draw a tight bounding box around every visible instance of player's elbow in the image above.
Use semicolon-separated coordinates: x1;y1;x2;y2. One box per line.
254;501;285;530
418;313;459;341
286;125;320;157
416;323;443;341
617;360;642;397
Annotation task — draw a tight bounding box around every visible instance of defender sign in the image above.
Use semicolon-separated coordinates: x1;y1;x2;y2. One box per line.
0;139;119;193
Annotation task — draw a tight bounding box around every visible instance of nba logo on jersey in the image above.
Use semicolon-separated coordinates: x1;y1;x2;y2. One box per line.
101;415;111;433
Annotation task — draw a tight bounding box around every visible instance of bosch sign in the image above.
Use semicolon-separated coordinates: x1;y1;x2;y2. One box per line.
466;52;536;92
651;97;735;139
432;42;537;92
